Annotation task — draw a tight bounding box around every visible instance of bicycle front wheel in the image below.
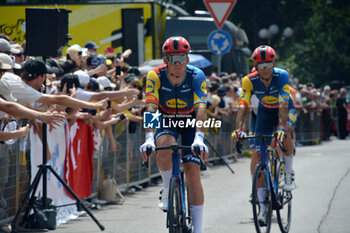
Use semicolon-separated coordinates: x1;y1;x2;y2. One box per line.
168;177;184;233
276;162;292;233
252;163;272;233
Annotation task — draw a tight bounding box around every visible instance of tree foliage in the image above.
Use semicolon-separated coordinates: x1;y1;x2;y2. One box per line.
25;0;350;86
280;0;350;86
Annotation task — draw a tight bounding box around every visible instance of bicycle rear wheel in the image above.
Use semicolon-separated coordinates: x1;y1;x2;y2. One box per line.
168;177;184;233
252;163;272;233
276;162;292;233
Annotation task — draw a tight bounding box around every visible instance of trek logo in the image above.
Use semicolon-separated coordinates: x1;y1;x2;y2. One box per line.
143;110;162;129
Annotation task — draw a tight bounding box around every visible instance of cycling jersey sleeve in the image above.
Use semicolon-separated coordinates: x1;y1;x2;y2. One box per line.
192;69;207;107
239;76;253;107
278;70;291;103
145;70;161;108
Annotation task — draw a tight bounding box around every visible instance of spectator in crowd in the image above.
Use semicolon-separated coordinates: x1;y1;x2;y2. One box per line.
11;44;25;65
320;85;333;140
330;89;339;135
217;86;230;116
336;88;349;139
0;38;20;55
84;41;99;55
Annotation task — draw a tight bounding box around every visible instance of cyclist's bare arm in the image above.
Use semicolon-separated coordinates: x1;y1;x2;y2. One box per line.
278;100;288;127
236;105;249;130
231;105;249;141
194;104;206;134
233;75;252;141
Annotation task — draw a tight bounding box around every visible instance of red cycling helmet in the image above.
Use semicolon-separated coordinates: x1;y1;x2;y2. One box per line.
162;36;191;55
251;45;276;63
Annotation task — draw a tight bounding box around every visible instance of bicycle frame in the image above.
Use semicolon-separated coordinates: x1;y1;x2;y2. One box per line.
260;142;280;208
237;135;285;208
168;150;187;215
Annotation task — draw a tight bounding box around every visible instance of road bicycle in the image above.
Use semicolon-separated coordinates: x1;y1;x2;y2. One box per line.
237;134;292;233
145;143;205;233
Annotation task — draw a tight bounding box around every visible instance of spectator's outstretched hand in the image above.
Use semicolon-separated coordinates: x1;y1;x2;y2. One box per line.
124;88;140;99
95;98;109;110
18;124;30;137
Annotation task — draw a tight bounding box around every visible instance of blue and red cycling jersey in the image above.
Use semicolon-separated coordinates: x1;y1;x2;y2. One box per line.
145;64;207;115
239;67;291;109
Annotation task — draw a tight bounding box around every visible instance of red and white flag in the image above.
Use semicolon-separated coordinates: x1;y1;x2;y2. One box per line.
64;120;94;199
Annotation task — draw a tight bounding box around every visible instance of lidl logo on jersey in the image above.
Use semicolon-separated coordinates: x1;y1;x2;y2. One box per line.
143;110;162;129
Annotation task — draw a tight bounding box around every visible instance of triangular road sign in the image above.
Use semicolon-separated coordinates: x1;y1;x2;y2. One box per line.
203;0;237;29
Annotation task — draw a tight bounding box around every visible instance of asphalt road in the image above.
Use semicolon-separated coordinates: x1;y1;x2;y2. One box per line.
54;138;350;233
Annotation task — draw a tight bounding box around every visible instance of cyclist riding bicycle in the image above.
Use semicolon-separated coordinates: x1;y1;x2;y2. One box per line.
232;45;296;226
140;36;208;233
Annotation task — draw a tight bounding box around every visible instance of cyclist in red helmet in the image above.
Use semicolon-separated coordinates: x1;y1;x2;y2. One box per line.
232;45;296;225
140;36;208;233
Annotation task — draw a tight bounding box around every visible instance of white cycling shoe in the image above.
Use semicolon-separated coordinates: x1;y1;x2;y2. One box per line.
283;172;296;192
258;208;267;226
158;188;169;211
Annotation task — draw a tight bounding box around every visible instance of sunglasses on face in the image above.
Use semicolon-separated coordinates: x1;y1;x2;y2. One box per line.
14;53;24;57
166;54;187;64
257;62;274;70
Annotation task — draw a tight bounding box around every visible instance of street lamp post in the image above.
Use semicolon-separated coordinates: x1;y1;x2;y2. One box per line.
258;24;293;45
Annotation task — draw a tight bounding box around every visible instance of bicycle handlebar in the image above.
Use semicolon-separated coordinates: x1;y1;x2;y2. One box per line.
143;143;206;170
235;133;287;154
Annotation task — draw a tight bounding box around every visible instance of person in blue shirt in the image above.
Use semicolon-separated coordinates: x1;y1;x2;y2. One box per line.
232;45;296;226
140;37;208;233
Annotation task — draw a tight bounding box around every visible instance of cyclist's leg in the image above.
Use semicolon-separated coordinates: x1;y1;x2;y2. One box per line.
155;129;178;210
277;100;295;157
249;112;259;180
182;128;203;233
282;103;297;191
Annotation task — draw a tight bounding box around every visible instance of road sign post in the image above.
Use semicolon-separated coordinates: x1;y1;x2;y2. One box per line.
204;0;236;73
207;30;232;73
203;0;237;29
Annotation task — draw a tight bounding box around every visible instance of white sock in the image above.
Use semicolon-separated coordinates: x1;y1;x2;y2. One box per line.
190;205;203;233
257;188;266;211
283;154;294;173
159;169;172;189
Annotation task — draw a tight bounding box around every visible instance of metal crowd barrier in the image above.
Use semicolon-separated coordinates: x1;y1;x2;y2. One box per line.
0;108;324;225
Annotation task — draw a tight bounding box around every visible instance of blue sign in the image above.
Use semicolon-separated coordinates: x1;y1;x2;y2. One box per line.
143;110;162;129
208;30;232;55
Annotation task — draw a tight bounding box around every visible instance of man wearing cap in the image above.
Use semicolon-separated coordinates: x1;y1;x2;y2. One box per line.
1;57;107;110
0;53;21;71
84;41;99;55
0;38;20;55
66;45;84;70
0;79;64;127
